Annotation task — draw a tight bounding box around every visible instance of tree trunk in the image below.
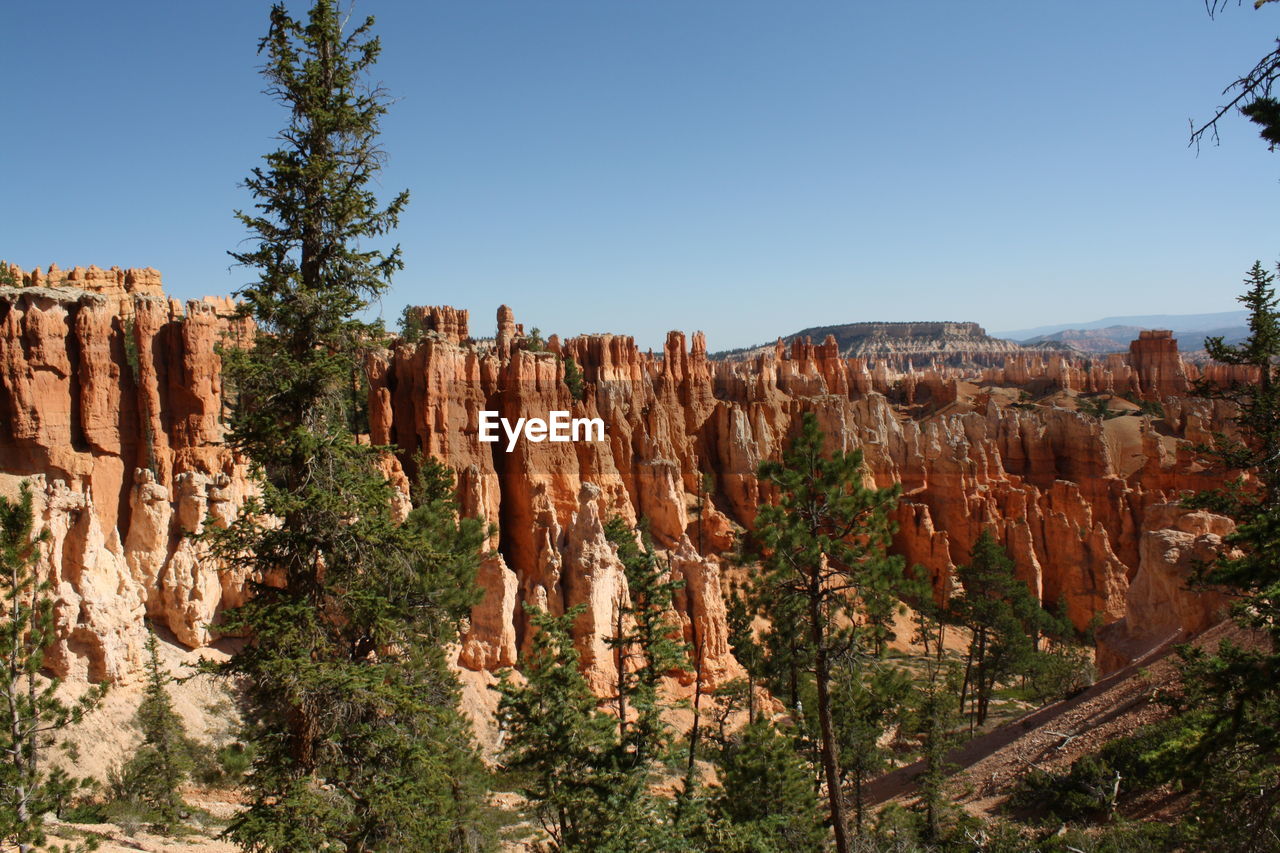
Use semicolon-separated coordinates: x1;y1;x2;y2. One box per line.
787;635;800;712
615;607;627;744
685;620;703;781
854;771;864;832
810;594;850;853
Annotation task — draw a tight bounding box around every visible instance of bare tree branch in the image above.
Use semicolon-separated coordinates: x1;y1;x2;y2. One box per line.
1192;4;1280;148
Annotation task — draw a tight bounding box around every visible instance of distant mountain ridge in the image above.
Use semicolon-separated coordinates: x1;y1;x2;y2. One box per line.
1019;324;1248;353
990;311;1248;353
993;310;1247;342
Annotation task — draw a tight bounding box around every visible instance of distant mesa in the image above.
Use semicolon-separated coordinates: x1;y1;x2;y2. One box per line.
710;320;1066;368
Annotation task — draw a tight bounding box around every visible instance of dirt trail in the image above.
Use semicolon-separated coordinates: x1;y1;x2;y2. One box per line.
863;628;1189;808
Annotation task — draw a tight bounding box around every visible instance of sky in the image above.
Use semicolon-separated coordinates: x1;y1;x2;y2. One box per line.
3;1;1278;351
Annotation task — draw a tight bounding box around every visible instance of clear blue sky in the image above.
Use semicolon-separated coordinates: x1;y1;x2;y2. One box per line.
2;1;1277;349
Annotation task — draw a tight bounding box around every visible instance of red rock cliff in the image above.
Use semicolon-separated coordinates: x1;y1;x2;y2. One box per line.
0;268;1241;684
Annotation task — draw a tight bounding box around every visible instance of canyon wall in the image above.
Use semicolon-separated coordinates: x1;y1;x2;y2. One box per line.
0;265;1245;687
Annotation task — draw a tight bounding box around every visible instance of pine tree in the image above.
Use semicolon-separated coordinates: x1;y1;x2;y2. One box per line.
205;3;488;848
397;305;426;343
524;327;547;352
498;606;619;852
909;657;962;844
833;658;912;833
712;716;825;851
724;582;762;723
754;412;907;853
500;522;692;850
950;529;1064;728
755;587;811;715
1167;261;1280;848
602;518;689;770
125;629;192;832
403;454;491;644
562;353;586;402
0;483;103;852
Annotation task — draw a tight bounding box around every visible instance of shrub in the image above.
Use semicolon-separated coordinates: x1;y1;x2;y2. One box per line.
398;305;426;342
1008;755;1119;821
563;353;586;401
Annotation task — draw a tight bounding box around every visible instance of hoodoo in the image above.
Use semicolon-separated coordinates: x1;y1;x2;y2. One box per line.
0;266;1245;687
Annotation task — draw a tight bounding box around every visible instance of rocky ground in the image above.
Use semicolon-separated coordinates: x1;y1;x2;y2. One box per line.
866;619;1261;826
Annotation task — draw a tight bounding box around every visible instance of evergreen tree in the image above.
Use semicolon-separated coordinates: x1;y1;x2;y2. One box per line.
909;657;962;844
124;629;192;832
524;327;547;352
950;530;1057;728
205;3;488;849
501;522;697;851
1192;1;1280;150
712;717;825;851
403;454;492;641
562;353;586;402
1166;261;1280;849
0;482;104;853
833;658;912;833
754;412;907;853
754;588;811;715
397;305;426;343
724;582;762;722
498;606;619;852
602;518;689;771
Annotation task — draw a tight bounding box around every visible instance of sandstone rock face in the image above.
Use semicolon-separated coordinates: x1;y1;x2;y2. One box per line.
561;483;628;695
1096;504;1233;671
459;553;519;670
1;271;246;681
670;538;745;688
0;268;1246;686
1129;330;1190;399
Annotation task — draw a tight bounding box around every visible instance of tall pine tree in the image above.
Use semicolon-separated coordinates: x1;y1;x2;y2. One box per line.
754;412;907;853
1170;261;1280;848
950;529;1071;728
206;3;487;849
602;518;689;770
124;629;192;832
497;606;619;852
0;483;103;852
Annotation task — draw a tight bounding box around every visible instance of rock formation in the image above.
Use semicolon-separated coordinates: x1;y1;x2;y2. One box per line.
1095;504;1234;672
0;266;1250;686
715;320;1048;370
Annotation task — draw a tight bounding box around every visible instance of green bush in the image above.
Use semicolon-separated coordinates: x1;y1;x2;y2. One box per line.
192;741;254;787
1008;715;1202;825
1040;821;1181;852
1026;644;1095;703
563;353;586;401
523;326;547;352
1008;755;1119;821
398;305;426;342
1079;396;1124;421
1097;714;1202;790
